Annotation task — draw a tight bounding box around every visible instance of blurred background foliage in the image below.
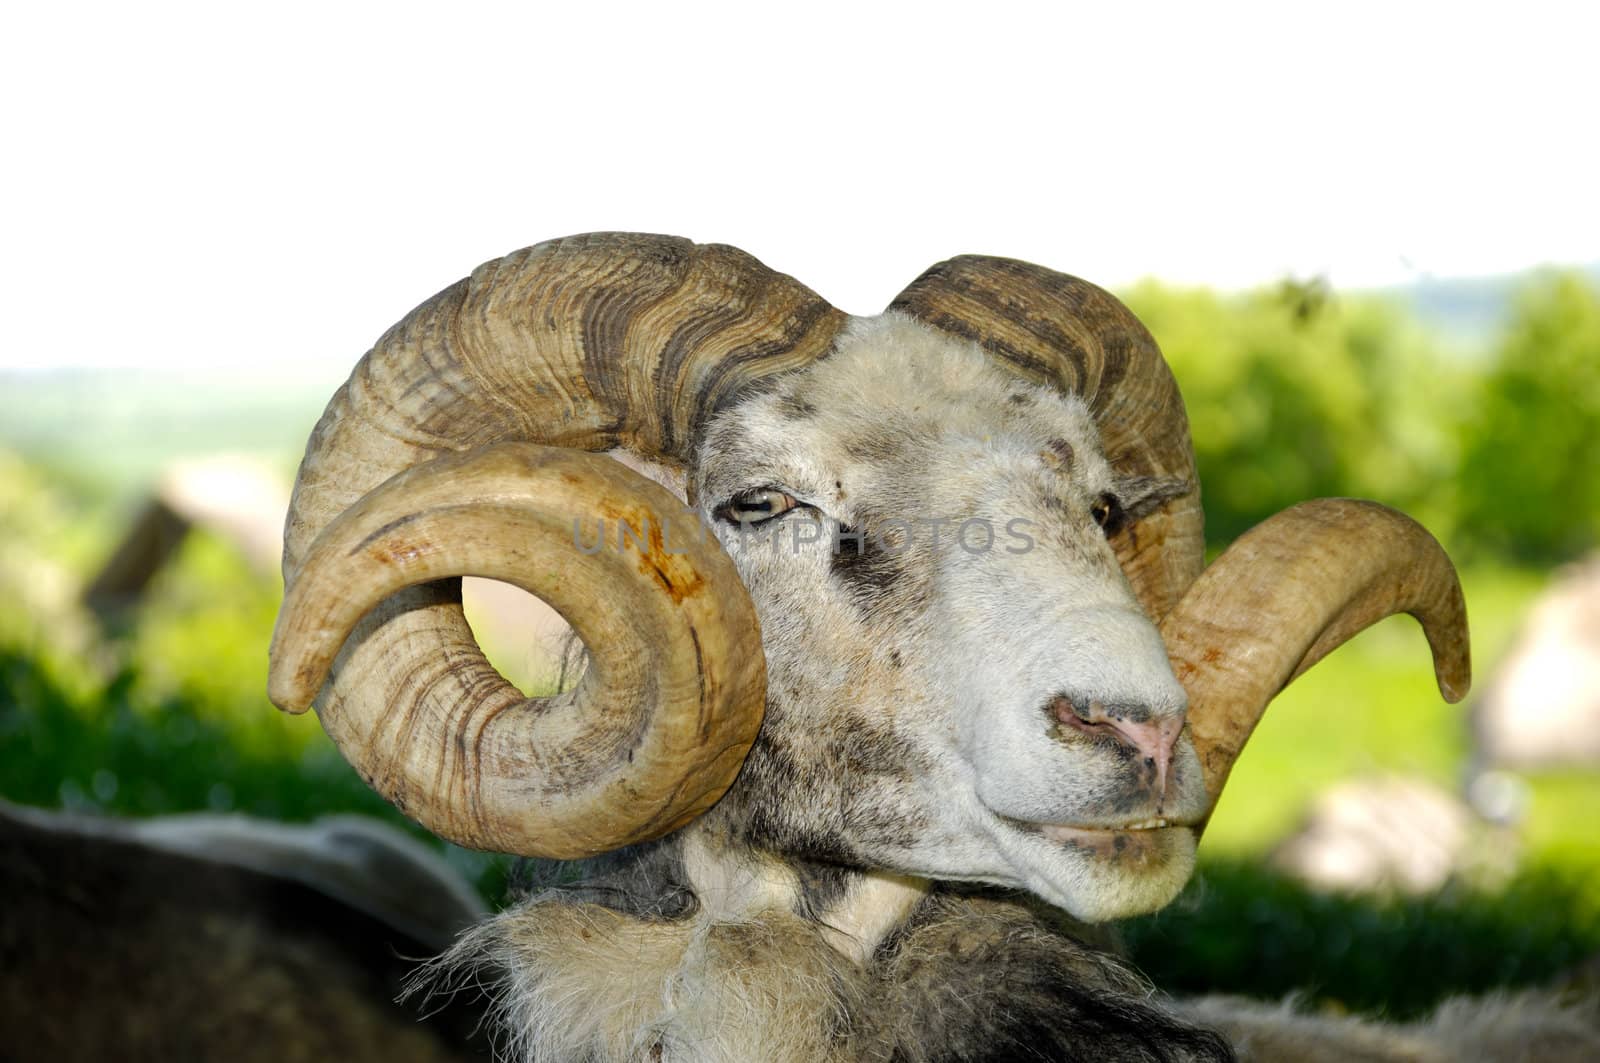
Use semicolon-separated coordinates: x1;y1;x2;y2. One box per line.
1123;268;1600;557
1456;273;1600;561
1;268;1597;1016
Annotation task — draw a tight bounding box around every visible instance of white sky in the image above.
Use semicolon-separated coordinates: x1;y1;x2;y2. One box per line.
2;1;1595;370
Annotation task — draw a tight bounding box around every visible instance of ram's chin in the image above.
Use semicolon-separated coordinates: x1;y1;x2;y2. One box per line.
1003;823;1198;923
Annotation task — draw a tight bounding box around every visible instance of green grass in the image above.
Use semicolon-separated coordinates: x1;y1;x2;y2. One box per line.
1122;860;1600;1019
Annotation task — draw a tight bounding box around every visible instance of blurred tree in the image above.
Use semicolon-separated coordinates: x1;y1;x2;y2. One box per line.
1122;281;1459;545
1455;272;1600;562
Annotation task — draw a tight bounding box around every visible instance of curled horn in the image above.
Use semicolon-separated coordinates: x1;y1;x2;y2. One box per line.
1162;499;1470;826
269;233;847;858
890;259;1470;828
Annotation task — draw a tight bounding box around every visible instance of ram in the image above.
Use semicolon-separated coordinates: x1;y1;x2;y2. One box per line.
260;232;1600;1061
19;233;1591;1061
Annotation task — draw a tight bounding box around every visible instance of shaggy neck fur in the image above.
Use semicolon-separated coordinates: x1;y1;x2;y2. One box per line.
412;826;1233;1063
413;843;1600;1062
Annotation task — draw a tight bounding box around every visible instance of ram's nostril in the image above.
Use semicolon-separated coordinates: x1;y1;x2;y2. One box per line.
1047;693;1184;796
1049;695;1089;726
1050;696;1124;743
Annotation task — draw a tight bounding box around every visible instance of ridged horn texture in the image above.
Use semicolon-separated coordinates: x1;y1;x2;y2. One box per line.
890;255;1204;624
270;444;764;856
1161;498;1471;821
271;233;847;858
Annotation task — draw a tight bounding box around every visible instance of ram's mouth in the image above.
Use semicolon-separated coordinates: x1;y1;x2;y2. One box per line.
1034;820;1189;864
993;812;1200;866
1042;817;1173;839
1001;813;1196;846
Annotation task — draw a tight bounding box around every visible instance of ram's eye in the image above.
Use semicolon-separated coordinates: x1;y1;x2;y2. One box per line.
1090;493;1125;535
716;488;801;525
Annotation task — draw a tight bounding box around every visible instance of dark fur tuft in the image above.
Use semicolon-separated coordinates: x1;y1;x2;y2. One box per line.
871;892;1234;1063
508;839;696;921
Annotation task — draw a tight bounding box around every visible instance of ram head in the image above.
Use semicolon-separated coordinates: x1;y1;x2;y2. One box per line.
269;232;1469;933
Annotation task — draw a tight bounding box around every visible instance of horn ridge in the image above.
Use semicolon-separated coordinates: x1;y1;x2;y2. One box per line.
271;443;765;858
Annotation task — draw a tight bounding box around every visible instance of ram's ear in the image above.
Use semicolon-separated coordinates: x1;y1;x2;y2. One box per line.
1114;475;1195;527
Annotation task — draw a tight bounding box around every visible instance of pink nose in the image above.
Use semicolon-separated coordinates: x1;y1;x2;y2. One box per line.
1050;696;1184;797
